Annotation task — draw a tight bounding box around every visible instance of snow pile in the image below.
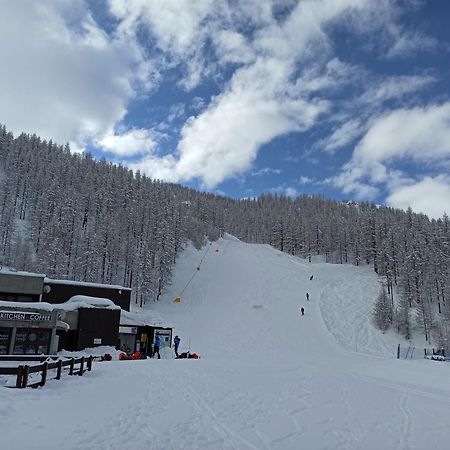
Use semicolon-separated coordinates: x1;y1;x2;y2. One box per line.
58;345;122;360
60;295;121;311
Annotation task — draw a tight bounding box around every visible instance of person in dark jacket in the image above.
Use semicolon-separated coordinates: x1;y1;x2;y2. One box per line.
153;336;161;359
306;292;310;301
310;275;314;280
174;335;181;357
301;306;305;316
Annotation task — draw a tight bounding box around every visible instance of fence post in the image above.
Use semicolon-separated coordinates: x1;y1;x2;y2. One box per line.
56;359;63;380
69;358;75;376
397;344;400;359
79;357;85;376
22;365;30;388
40;362;48;387
405;346;411;360
87;355;93;371
16;365;23;388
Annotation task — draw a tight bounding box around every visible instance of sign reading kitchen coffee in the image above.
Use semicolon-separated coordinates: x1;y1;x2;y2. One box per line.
0;311;52;322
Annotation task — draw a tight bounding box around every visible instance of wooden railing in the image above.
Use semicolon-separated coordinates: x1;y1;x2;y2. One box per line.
0;356;93;388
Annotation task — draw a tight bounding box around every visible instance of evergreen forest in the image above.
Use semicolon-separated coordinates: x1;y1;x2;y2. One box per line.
1;125;449;345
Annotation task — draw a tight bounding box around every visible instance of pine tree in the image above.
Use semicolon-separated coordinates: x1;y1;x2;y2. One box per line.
372;287;393;331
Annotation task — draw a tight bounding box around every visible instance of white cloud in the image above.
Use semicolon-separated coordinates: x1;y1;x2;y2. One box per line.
174;66;327;186
3;0;437;196
0;1;150;151
252;167;282;176
299;176;315;185
386;176;450;219
109;0;215;90
361;74;436;104
386;31;438;59
343;0;438;60
270;184;299;198
98;129;157;156
127;0;370;186
285;187;299;198
128;154;179;182
321;119;363;153
329;172;380;200
110;0;213;56
355;103;450;165
331;102;450;215
213;30;255;65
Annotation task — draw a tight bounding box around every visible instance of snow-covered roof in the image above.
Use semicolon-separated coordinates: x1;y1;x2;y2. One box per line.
120;309;168;327
0;300;55;312
120;310;148;326
0;296;120;313
0;267;46;278
60;295;121;311
44;277;131;291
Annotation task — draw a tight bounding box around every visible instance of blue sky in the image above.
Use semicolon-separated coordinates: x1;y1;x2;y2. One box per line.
1;1;450;218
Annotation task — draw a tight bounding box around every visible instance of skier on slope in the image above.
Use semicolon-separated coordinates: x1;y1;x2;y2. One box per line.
306;292;310;301
310;275;314;280
301;306;305;316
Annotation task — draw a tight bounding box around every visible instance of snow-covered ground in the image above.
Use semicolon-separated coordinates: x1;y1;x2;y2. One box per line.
2;235;450;449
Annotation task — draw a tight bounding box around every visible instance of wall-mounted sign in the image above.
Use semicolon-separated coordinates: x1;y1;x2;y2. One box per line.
0;311;52;322
119;326;137;334
93;338;102;345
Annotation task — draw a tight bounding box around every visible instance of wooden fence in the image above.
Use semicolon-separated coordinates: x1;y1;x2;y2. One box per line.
0;356;93;388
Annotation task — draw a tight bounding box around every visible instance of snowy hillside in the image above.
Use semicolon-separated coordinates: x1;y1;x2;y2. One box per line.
2;235;450;450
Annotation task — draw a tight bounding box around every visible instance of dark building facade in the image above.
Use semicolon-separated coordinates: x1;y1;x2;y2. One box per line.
75;308;120;350
42;279;131;311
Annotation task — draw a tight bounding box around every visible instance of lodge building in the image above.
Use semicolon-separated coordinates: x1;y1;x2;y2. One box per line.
0;269;171;356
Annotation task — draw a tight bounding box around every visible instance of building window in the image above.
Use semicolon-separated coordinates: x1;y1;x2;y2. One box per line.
13;328;51;355
0;294;39;302
0;328;11;355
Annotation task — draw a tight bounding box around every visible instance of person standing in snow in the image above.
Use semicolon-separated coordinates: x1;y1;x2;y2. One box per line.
306;292;310;301
310;275;314;280
174;335;181;357
301;306;305;316
153;335;161;359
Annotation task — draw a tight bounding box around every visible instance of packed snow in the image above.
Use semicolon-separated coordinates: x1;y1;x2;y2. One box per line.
2;235;450;449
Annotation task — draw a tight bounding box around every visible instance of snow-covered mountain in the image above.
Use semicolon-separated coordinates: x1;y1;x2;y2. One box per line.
3;235;450;450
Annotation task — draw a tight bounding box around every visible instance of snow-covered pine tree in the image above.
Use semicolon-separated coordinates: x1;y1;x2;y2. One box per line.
372;287;393;331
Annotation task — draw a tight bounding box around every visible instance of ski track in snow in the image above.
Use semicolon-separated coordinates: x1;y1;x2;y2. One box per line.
3;236;450;449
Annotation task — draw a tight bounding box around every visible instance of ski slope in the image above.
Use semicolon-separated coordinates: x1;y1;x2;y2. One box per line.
2;235;450;450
